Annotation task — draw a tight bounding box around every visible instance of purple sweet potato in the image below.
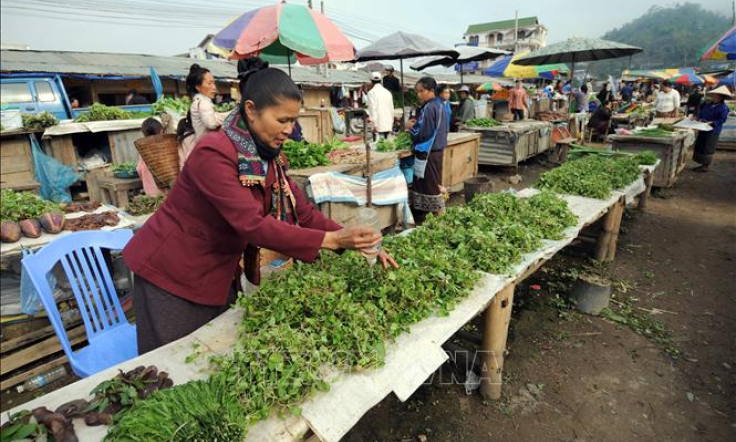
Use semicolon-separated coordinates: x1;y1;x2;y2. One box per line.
19;218;43;238
0;221;22;243
39;212;66;234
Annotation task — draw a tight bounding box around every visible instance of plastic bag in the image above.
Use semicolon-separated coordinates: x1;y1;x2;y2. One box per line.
31;134;80;203
20;265;58;316
329;108;346;134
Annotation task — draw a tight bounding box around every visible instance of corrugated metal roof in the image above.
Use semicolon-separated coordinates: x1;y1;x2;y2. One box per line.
0;49;370;87
466;17;538;34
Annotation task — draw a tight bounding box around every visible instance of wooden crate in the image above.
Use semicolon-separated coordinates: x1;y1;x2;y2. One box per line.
607;132;690;188
442;133;480;193
0;133;40;192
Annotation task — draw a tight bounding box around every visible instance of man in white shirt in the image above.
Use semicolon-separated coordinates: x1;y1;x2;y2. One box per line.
654;81;681;118
366;72;395;140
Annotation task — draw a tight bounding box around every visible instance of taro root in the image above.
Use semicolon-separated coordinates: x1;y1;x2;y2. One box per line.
84;412;113;426
19;218;43;238
0;221;22;243
39;212;66;234
55;399;90;418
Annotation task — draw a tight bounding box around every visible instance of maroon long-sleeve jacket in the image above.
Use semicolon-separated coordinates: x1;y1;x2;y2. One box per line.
123;130;342;306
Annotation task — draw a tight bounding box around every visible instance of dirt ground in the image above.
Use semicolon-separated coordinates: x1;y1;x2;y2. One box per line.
343;151;736;442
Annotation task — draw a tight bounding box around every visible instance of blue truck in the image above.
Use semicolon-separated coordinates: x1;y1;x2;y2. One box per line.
0;75;153;120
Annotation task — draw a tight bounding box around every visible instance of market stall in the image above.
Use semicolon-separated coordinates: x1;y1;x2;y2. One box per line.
460;119;552;167
1;163;657;442
607;130;692;188
611;102;652;129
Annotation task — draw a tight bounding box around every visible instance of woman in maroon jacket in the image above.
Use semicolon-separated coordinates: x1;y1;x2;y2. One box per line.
124;58;397;354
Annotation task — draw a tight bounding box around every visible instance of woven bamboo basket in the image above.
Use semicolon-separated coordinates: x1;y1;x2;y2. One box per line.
134;134;180;189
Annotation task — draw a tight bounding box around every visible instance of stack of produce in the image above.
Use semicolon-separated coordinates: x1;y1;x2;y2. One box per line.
74;104;133;122
534;110;568;122
463;118;504;128
376;132;412;152
536;151;657;199
150;97;191;116
0;190;64;243
125;195;166;216
112;162;138;178
633;125;675;137
282;138;348;169
1;366;174;441
105;191;578;441
21;112;59;131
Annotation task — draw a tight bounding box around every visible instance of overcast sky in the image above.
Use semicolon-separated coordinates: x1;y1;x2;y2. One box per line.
1;0;731;56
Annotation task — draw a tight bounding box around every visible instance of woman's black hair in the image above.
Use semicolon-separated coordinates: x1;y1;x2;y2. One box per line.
185;64;211;97
177;64;212;142
416;77;437;93
141;117;163;137
436;83;449;95
237;57;301;112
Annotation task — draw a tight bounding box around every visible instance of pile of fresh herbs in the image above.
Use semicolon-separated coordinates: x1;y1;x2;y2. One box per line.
21;112;59;131
376;132;412;152
111;162;137;176
536;153;655;199
106;191;578;441
125;195;166;216
74;103;133;122
150;96;191;116
0;189;61;222
282;139;335;169
464;118;503;128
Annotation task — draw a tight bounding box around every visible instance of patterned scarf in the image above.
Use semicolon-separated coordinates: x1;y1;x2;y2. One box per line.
223;112;298;225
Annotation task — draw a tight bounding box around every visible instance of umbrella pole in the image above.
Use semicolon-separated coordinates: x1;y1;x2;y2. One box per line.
363;111;372;207
400;59;406;128
288;49;292;77
460;65;464;85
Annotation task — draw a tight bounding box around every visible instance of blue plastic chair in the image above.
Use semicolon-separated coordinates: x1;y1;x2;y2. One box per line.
21;230;138;378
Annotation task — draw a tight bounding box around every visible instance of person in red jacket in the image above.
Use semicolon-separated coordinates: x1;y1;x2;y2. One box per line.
124;57;398;354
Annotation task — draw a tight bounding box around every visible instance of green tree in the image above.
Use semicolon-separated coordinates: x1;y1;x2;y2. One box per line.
591;3;731;77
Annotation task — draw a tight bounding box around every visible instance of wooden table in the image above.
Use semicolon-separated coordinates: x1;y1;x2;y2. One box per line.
607;132;691;188
98;176;143;208
2;167;658;442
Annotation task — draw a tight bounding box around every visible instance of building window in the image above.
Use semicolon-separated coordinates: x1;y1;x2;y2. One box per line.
497;33;503;43
469;35;479;46
1;83;33;103
34;81;57;103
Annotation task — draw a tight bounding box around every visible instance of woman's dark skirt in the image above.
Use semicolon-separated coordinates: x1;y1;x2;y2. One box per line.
133;276;236;354
693;131;719;166
410;150;445;224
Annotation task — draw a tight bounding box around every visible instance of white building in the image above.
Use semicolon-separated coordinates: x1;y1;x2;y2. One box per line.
463;16;548;69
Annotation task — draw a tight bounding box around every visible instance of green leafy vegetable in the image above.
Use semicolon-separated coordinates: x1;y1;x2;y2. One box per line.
282;139;334;169
1;190;62;222
464;118;503;128
536;154;652;199
125;195;165;216
150;96;192;116
111;162;137;175
376;132;412;152
21;112;59;131
74;103;133;122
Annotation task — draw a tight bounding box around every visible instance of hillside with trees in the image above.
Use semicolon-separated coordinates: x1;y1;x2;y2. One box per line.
591;3;731;77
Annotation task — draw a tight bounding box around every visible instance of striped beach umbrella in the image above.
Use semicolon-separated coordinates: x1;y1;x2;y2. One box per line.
672;73;704;85
482;52;568;80
211;2;355;73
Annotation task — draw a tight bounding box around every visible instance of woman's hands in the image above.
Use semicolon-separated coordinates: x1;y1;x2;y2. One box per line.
322;227;381;251
322;228;400;269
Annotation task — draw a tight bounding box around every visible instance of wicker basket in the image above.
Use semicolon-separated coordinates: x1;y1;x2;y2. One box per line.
134;134;180;189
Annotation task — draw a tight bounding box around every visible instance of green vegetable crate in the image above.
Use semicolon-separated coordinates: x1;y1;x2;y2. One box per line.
606;131;690;188
460;120;553;167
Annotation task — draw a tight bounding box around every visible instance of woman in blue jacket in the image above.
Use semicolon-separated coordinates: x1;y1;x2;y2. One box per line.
406;77;448;224
693;86;731;172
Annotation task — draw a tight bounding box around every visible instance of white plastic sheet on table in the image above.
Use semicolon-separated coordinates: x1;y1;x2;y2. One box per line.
0;206;137;257
1;167;657;442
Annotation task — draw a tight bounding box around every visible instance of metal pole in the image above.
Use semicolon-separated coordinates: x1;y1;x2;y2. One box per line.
400;58;406;128
514;10;519;53
460;64;464;85
363;112;372;207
